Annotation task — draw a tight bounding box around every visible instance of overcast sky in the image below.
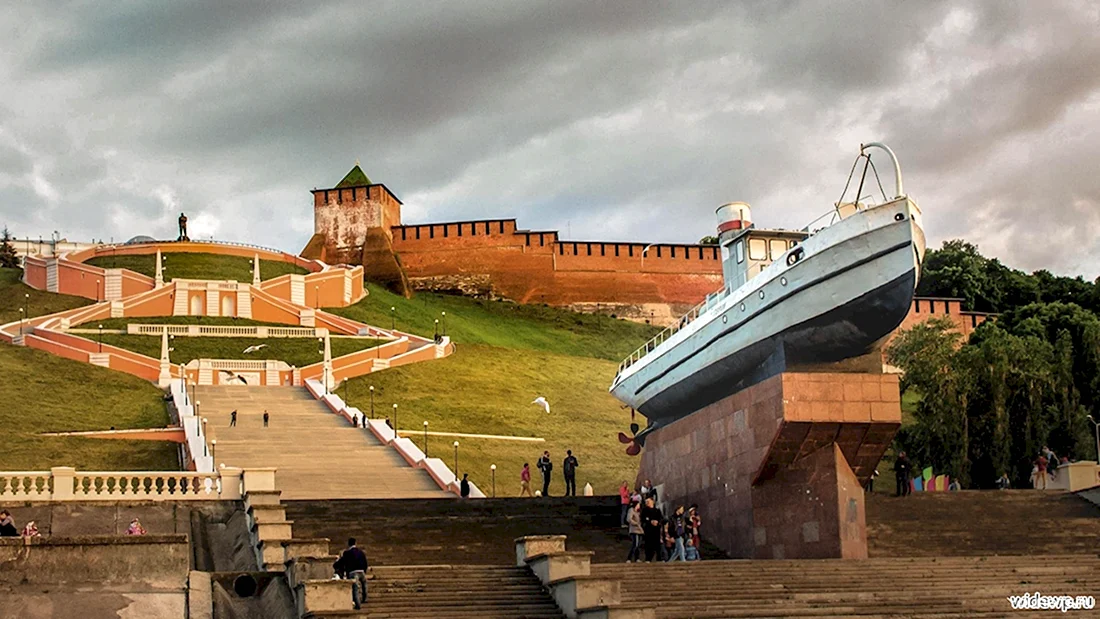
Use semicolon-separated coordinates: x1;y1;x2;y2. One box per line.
2;1;1098;278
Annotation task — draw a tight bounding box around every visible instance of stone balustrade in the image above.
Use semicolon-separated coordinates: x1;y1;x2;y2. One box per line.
0;466;243;501
122;324;330;338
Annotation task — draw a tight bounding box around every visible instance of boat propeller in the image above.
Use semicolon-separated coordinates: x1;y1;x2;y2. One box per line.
618;409;642;456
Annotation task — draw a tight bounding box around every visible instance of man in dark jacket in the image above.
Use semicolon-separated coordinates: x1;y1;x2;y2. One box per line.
640;498;663;562
562;450;579;497
537;451;553;497
333;537;369;610
894;452;911;497
460;473;471;498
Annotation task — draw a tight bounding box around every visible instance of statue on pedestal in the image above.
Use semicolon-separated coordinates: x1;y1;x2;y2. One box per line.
178;212;189;241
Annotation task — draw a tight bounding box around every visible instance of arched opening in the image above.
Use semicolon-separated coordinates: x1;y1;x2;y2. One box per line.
190;294;204;316
221;294;236;317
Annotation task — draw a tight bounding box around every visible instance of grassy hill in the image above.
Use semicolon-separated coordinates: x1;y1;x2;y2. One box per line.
333;284;659;496
0;268;178;471
85;253;308;282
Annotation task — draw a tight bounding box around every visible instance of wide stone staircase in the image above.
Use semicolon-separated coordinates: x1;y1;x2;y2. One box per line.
284;497;729;563
289;563;564;619
586;556;1100;618
195;385;445;500
867;489;1100;557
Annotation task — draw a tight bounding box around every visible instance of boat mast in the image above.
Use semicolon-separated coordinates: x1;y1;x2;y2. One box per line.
860;142;904;198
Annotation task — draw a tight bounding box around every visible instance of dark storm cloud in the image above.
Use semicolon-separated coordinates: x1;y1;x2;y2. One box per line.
1;0;1098;277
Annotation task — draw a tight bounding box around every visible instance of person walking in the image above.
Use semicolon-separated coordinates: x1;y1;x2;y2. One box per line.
537;451;553;497
460;473;471;499
334;537;369;610
640;497;663;562
263;410;269;428
618;481;631;527
1034;452;1048;489
520;463;533;497
625;500;643;562
666;506;687;562
230;410;237;427
893;452;911;497
563;450;579;497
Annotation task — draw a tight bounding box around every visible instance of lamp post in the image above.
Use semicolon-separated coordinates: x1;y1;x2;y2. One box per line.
441;311;447;336
201;416;208;455
390;306;396;331
392;403;398;435
490;464;496;498
433;319;439;342
423;421;429;456
344;377;349;404
211;439;217;466
453;440;460;476
18;308;24;335
24;293;29;322
1088;415;1100;462
180;364;187;404
97;324;103;352
96;278;101;302
369;386;374;417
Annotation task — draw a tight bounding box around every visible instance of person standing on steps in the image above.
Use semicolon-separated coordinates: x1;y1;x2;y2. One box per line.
333;537;369;610
537;451;553;497
263;410;269;428
460;473;470;498
229;410;237;427
640;497;663;562
625;500;643;562
520;463;532;497
563;450;579;497
619;481;631;527
893;451;911;497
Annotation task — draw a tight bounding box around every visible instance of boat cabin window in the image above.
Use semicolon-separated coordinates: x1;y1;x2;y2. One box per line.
748;238;767;261
735;240;744;264
769;239;786;259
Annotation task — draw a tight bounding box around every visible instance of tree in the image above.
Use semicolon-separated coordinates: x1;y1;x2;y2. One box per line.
0;227;19;268
698;236;718;245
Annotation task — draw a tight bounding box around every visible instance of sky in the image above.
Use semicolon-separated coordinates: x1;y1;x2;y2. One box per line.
1;1;1099;278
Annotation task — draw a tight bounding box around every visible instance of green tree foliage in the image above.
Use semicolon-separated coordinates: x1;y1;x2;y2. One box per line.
0;227;19;269
916;239;1097;314
698;235;718;245
888;310;1098;488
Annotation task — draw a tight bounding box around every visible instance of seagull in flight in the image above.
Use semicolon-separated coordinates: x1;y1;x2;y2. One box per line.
242;344;267;354
531;397;550;414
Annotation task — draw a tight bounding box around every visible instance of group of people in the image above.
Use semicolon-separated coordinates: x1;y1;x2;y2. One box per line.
0;510;145;537
520;449;581;497
620;480;703;562
1032;445;1070;489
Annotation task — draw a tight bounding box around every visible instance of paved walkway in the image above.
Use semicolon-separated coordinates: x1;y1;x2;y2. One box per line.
197;385;446;500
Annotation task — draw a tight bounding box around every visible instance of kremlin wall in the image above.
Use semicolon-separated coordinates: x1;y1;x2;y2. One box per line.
300;165;726;325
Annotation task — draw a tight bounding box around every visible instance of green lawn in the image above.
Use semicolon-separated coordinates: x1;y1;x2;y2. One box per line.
345;344;640;496
0;268;91;325
98;333;383;366
85;253;308;282
0;268;178;471
333;284;660;495
332;284;659;362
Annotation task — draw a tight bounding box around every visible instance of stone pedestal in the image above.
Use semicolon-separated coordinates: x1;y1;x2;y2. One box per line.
636;371;900;560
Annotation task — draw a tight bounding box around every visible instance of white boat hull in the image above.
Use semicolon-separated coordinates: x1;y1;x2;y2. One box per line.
610;198;924;434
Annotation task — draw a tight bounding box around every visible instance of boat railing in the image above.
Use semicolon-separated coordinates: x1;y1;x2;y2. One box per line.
617;287;731;375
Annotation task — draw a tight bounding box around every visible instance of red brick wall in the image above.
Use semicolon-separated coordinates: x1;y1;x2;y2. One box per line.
390;221;723;306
